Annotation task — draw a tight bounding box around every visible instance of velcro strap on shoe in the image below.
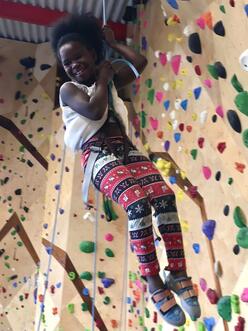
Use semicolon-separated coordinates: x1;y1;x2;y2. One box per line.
181;289;196;300
176;279;192;291
152;289;172;303
160;296;177;314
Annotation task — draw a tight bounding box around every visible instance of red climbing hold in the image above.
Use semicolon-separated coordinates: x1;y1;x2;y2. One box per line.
217;142;226;153
235;162;246;173
206;288;219;304
198;137;205;148
195;65;202;76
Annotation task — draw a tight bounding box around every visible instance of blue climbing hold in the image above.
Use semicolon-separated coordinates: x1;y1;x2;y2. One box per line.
169;176;177;184
203;317;216;331
164;99;170;111
82;288;89;296
202;220;216;240
180;99;188;111
166;0;179;10
164;140;170;152
192;243;200;254
194;87;202;100
244;4;248;16
102;278;115;288
174;132;181;143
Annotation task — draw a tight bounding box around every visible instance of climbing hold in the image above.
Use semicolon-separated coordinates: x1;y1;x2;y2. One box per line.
98;272;106;279
213;21;225;36
227;110;242;133
198;321;206;331
223;205;230;216
216;105;224;118
202;220;216;240
245;4;248;16
174;132;181;142
235;91;248;117
103;296;110;305
233;244;240;255
242;129;248;147
219;5;226;13
147;89;155;105
217;142;226;153
171;55;181;75
81;303;88;311
199;278;207;291
241;288;248;302
236;228;248;248
190;149;198;160
203;317;216;331
101;278;115;288
214;261;222;277
231;75;244;93
194;87;202;100
235;316;245;331
231;294;240;314
80;272;92;281
82;288;89;296
233;206;247;228
214;62;227;79
105;248;115;257
192;243;200;254
217;296;232;321
79;241;95;253
166;0;179;9
206;288;219;304
239;49;248;72
110;320;118;328
207;64;219;80
67;303;75;314
68;272;76;281
105;233;114;241
202;166;212;180
188;33;202;54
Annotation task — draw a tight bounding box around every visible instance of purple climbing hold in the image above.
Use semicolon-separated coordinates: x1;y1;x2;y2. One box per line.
164;140;170;152
202;220;216;240
101;278;115;288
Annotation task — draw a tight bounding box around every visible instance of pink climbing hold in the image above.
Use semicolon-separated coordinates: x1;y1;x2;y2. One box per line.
155;91;164;103
196;17;206;29
216;105;224;118
171;55;181;75
204;79;212;88
241;288;248;302
149;116;159;130
202;166;212;180
159;52;167;66
105;233;114;241
199;278;207;292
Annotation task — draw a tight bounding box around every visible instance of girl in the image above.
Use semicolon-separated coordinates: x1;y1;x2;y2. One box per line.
51;14;200;327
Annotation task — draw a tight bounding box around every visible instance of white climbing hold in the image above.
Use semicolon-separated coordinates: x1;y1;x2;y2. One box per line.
200;110;208;125
214;261;222;277
239;49;248;72
183;25;194;37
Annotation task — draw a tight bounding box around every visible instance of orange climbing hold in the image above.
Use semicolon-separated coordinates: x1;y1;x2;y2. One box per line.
110;319;118;328
202;12;213;29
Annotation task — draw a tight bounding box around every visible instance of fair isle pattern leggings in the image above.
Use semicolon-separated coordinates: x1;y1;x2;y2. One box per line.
81;137;186;276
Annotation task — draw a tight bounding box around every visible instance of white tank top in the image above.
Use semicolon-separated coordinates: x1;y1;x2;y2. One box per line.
59;81;128;152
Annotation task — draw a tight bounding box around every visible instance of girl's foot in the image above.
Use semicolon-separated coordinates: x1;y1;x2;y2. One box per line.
164;270;201;321
146;275;186;327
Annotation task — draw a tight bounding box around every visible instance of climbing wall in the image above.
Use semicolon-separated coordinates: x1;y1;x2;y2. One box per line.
131;0;248;330
0;38;56;331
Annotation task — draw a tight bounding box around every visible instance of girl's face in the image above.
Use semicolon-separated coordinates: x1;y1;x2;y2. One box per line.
59;40;97;85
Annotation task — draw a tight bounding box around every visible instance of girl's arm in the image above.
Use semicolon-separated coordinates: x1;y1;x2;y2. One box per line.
103;26;148;89
60;61;113;120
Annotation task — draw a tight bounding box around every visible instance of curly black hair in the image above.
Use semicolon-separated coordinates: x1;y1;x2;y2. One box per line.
50;14;105;64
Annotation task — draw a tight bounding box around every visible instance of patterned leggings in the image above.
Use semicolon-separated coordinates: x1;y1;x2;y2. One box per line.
81;137;186;276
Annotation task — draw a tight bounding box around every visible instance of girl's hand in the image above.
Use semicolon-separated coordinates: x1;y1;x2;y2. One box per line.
97;60;114;84
102;25;117;47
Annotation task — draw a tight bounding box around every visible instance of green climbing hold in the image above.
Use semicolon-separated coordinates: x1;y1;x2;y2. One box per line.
17;241;23;247
242;129;248;148
81;303;88;311
231;75;244;93
219;5;226;13
217;296;232;321
233;206;247;228
197;321;206;331
207;64;219;80
228;177;233;185
145;307;150;318
67;303;74;314
147;89;155;105
79;241;95;253
190;149;198;160
236;227;248;249
140;111;147;128
138;316;144;326
105;248;114;257
98;272;106;279
145;78;152;88
231;294;240;314
80;272;92;281
235;91;248;117
103;296;110;305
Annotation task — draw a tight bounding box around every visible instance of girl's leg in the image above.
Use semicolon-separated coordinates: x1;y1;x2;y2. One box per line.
125;149;186;272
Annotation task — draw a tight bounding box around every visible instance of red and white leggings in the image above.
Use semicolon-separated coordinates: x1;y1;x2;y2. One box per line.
81;137;186;276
